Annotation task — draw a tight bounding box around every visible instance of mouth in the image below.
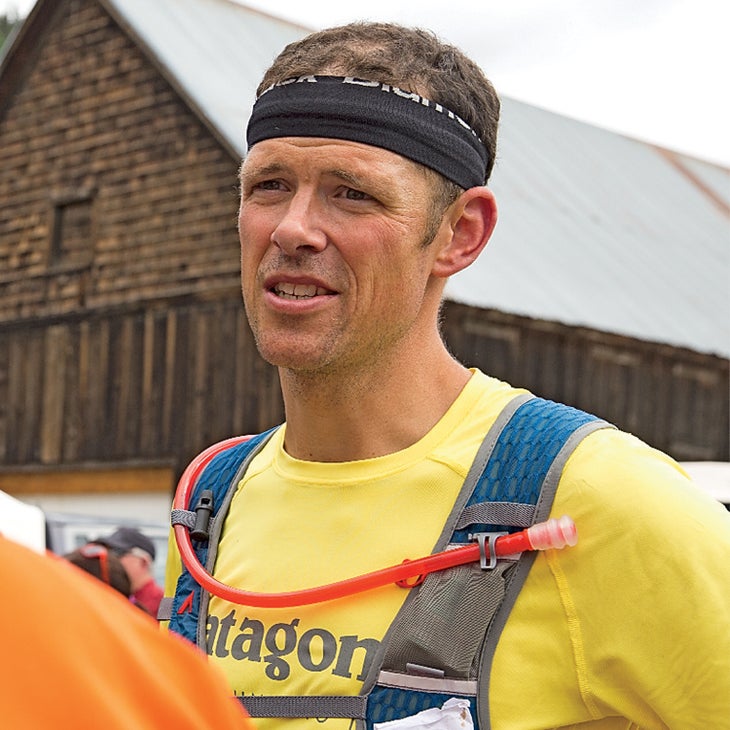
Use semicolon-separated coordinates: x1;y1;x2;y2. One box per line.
272;282;333;300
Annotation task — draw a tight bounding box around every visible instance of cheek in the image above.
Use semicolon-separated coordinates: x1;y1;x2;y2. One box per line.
238;199;278;243
361;248;430;318
238;224;263;308
238;208;271;269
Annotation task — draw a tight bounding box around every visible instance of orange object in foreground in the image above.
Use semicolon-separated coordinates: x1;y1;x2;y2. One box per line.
0;535;251;730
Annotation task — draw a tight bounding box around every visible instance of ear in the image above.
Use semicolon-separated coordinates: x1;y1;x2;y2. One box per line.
431;187;497;278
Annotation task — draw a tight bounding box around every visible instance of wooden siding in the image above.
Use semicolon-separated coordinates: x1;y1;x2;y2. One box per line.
0;0;242;323
0;297;726;490
442;302;729;461
0;298;283;478
0;465;174;496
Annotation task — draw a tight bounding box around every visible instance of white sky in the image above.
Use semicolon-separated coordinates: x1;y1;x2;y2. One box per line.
3;0;729;167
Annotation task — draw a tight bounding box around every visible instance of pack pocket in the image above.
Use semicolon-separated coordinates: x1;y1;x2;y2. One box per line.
381;561;513;679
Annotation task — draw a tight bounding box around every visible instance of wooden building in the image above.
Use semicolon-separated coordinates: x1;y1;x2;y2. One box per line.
0;0;727;511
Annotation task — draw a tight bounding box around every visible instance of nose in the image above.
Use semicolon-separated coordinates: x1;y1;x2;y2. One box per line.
271;190;327;255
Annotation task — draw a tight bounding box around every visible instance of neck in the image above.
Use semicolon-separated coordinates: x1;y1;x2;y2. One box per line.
279;341;471;462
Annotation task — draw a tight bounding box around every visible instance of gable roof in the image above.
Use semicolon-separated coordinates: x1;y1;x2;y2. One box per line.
3;0;728;358
101;0;308;158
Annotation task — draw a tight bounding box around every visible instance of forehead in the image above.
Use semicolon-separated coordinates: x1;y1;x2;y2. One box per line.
241;137;431;184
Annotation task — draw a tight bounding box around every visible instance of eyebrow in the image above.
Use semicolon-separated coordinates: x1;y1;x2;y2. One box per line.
239;161;287;182
328;167;371;189
240;161;374;192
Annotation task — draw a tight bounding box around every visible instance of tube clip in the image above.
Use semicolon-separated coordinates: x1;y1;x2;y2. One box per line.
191;489;214;541
468;531;507;569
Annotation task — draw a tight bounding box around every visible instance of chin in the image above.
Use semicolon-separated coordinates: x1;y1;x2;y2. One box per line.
257;342;330;372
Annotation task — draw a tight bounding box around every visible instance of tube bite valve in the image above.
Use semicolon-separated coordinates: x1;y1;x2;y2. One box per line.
526;515;578;550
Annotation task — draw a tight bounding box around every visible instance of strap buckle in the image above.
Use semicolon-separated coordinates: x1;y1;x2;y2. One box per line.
468;531;507;569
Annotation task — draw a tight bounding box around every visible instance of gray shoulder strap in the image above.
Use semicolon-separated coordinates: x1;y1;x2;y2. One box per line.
476;417;609;729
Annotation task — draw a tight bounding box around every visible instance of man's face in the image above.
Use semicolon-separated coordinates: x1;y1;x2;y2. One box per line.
238;137;448;376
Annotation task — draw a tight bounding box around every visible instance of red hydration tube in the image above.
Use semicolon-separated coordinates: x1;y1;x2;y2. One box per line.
173;436;578;608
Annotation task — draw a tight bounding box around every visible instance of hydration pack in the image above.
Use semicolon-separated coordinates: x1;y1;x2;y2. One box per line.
163;394;609;729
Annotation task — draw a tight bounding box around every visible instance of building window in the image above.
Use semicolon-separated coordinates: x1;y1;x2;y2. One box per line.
50;192;94;268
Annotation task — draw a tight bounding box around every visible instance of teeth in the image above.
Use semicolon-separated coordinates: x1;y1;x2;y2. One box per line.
274;283;327;300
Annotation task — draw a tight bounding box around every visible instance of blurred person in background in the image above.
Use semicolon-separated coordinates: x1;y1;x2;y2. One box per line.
64;542;131;597
95;526;164;616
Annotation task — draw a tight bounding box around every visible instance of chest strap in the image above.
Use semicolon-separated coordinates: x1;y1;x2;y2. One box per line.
241;695;367;719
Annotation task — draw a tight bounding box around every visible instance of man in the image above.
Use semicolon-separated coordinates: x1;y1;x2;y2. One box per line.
96;525;164;616
165;21;730;729
0;533;251;729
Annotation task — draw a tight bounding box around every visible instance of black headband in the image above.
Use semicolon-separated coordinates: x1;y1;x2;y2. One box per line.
246;76;489;189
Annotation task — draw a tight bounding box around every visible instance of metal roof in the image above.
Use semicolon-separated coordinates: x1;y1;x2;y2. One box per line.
447;98;730;357
103;0;308;156
12;0;730;357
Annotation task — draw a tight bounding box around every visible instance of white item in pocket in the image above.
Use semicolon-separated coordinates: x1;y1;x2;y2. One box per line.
373;698;473;729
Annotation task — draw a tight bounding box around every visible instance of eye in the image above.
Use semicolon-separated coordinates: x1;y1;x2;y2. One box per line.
337;186;376;203
253;179;284;192
242;178;286;199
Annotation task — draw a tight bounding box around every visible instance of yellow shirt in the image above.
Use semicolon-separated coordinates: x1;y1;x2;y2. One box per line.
165;370;730;729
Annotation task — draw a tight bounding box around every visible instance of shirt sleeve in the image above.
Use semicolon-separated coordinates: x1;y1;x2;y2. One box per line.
491;427;730;727
557;428;730;725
